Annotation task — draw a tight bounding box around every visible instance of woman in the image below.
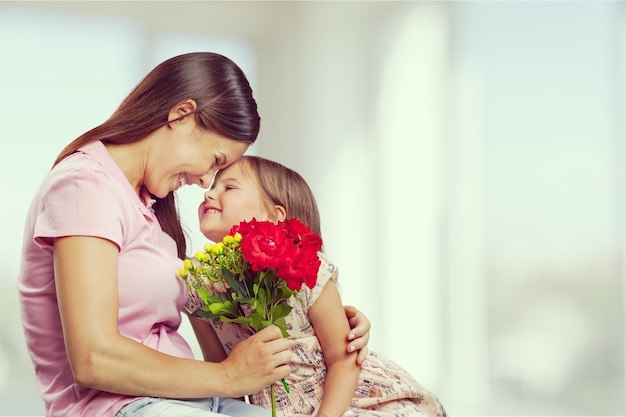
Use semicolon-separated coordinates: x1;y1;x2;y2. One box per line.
17;52;370;417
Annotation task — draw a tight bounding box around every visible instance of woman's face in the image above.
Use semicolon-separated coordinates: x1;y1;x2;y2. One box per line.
147;117;249;198
198;162;273;243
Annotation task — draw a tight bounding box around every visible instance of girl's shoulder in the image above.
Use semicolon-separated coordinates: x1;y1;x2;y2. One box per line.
296;252;340;310
316;252;339;284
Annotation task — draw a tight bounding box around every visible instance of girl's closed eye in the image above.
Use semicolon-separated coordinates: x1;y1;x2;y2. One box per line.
217;181;237;191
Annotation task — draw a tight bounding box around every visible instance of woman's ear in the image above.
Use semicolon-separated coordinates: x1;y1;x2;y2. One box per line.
168;99;198;125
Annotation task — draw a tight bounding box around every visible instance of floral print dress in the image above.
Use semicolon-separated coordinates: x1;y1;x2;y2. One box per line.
186;253;447;417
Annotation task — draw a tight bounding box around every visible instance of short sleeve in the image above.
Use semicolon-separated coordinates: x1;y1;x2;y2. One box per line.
301;252;339;311
33;154;124;249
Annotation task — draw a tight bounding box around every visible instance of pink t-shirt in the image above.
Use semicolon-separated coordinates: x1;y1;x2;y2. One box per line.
17;141;194;417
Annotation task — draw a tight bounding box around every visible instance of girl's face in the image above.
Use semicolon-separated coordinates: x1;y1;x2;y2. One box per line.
146;116;249;198
198;162;275;243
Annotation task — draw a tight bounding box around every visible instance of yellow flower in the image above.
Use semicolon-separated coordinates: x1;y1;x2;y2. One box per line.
178;268;188;278
222;234;240;248
195;252;204;262
183;259;193;270
204;243;213;253
211;242;224;255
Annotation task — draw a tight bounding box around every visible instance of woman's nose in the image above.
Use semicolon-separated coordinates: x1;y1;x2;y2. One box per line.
198;170;219;189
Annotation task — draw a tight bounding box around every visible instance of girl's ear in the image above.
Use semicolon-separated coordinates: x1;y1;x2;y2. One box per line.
273;205;287;222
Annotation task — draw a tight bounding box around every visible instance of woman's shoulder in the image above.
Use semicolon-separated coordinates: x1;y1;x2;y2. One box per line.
46;151;102;190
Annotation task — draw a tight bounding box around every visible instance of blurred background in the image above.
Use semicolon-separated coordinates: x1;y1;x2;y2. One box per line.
1;1;624;415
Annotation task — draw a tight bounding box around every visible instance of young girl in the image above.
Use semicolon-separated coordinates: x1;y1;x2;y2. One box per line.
186;155;447;417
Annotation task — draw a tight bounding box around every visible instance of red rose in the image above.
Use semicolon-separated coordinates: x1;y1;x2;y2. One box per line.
238;219;293;272
233;218;322;291
299;232;322;252
283;218;310;242
278;246;321;289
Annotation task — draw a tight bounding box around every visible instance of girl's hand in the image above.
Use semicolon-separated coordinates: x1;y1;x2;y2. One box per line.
343;305;371;366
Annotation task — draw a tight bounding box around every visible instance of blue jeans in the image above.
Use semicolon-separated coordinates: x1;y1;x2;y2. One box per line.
115;397;276;417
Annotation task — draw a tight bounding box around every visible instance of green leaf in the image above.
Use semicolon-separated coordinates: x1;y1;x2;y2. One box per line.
250;313;265;331
221;316;253;326
197;288;211;305
208;301;238;316
204;294;228;304
274;317;290;338
256;287;266;305
279;285;298;300
221;267;248;297
270;303;293;321
235;297;255;305
195;310;219;320
257;270;267;287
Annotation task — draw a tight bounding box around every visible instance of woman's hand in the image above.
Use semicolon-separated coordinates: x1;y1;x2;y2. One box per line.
343;305;371;366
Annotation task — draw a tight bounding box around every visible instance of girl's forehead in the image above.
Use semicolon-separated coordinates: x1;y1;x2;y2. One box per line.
215;163;258;188
217;162;245;179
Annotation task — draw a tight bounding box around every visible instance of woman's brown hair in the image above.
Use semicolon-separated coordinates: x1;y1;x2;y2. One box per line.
53;52;260;258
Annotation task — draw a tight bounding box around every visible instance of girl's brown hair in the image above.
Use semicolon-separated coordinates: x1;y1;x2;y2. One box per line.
236;156;322;238
53;52;260;258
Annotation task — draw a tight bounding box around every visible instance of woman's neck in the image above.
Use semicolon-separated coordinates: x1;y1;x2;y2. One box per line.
104;140;148;197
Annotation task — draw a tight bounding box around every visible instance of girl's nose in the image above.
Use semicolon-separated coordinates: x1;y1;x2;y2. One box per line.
204;189;216;201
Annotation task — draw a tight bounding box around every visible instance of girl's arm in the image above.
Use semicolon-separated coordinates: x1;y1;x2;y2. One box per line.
188;316;228;362
309;279;361;417
343;305;370;365
54;235;291;398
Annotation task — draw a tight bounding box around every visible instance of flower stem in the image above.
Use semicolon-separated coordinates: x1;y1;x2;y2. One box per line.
271;384;276;417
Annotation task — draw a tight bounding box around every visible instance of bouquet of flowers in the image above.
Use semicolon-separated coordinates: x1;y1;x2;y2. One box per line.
179;217;323;417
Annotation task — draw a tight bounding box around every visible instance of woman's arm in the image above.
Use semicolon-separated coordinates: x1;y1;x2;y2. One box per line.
189;317;249;401
310;280;360;417
54;235;291;398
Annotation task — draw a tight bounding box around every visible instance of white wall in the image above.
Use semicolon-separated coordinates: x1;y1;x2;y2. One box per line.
1;1;624;415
